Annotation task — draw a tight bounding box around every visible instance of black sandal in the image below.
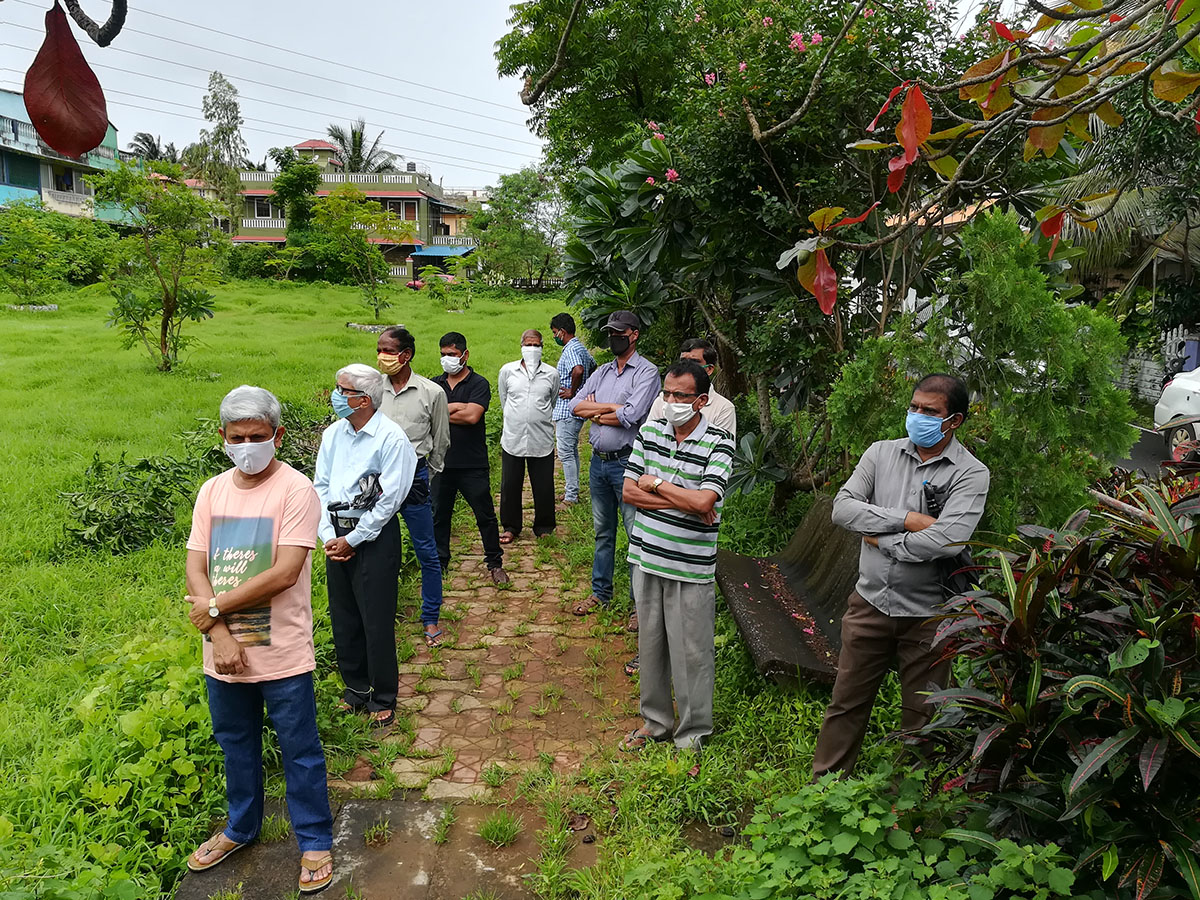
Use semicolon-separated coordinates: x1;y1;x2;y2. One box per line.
624;655;639;676
370;710;395;729
424;627;444;648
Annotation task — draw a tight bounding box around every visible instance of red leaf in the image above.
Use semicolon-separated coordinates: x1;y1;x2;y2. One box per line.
23;3;108;158
813;248;837;315
982;50;1012;111
1039;210;1065;238
1109;13;1124;21
897;85;932;164
1168;0;1187;19
830;201;881;229
887;154;908;193
867;80;911;132
991;20;1015;40
1048;234;1060;259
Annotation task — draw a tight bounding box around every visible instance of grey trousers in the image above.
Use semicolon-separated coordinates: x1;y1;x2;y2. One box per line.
632;566;716;750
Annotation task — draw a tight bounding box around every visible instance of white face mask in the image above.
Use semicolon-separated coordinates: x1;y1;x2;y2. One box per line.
664;402;698;428
440;354;464;375
521;345;543;369
224;432;278;475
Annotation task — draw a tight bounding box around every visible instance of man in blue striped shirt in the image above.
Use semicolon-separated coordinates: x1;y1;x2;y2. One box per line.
620;359;734;757
549;313;595;505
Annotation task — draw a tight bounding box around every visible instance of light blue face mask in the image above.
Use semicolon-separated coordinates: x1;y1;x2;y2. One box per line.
331;390;355;419
906;411;950;448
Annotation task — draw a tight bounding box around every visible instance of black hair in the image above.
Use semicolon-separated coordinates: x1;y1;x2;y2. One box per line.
380;325;415;356
550;312;576;334
679;338;717;367
665;359;710;396
915;373;969;421
439;331;467;353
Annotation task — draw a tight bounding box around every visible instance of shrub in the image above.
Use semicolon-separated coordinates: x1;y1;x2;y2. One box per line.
225;242;278;280
922;474;1200;898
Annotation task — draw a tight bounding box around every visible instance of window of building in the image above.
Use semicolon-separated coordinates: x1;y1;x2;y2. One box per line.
1;152;39;189
403;200;417;221
254;198;273;218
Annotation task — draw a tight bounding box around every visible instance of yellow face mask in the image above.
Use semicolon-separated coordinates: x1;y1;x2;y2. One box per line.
377;352;405;375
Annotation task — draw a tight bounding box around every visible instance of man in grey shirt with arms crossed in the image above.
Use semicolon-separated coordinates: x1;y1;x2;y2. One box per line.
813;373;990;777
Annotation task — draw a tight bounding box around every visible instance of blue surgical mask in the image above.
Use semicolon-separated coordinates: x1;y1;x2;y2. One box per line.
331;391;355;419
906;411;950;448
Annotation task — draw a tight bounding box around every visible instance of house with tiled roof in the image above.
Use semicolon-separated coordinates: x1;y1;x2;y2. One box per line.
232;139;475;281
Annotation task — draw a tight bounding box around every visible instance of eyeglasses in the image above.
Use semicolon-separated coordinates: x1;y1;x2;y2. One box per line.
333;385;366;396
661;390;700;402
679;357;714;371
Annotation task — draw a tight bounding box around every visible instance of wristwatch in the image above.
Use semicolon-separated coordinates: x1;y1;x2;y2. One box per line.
208;596;220;619
651;477;663;493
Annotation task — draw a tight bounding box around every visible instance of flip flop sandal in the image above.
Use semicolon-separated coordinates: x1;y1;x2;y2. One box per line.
335;700;359;714
370;710;396;729
624;655;640;677
619;728;666;753
298;853;334;894
499;532;516;544
572;595;602;616
186;833;246;872
424;628;445;648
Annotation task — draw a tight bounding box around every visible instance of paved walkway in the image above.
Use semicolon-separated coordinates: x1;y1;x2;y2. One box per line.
335;490;641;799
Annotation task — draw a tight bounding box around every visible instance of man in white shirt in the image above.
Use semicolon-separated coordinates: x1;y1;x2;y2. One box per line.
647;339;737;439
497;329;561;542
313;364;417;729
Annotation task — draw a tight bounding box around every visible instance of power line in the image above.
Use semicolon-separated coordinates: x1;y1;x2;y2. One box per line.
0;58;538;158
0;13;532;132
0;77;519;177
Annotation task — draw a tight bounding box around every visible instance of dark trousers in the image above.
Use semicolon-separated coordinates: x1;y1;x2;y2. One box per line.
432;466;503;570
499;449;557;538
812;590;951;778
206;672;333;853
325;515;401;712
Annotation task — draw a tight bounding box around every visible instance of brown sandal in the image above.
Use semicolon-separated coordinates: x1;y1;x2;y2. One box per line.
572;595;602;616
299;852;334;893
186;832;246;872
619;727;666;753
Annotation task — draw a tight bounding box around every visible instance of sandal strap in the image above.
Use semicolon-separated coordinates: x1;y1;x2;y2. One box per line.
301;854;333;871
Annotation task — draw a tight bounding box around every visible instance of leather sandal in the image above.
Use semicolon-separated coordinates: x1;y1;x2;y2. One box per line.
572;595;602;616
298;852;334;894
186;832;246;872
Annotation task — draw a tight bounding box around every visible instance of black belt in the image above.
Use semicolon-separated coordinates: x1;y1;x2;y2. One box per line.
595;448;632;462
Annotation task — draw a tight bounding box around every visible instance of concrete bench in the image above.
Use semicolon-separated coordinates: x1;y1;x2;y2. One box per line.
716;494;860;684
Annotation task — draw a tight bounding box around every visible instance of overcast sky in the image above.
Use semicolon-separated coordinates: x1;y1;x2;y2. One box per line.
0;0;542;189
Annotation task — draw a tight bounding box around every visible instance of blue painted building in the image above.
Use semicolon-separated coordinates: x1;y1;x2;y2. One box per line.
0;88;132;221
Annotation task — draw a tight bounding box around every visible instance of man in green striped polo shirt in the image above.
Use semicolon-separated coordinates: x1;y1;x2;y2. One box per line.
620;359;735;755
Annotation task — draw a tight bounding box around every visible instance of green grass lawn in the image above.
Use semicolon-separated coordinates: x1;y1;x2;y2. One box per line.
0;280;568;896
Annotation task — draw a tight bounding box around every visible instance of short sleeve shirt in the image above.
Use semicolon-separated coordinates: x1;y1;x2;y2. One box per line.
623;416;734;583
433;368;492;470
186;463;321;683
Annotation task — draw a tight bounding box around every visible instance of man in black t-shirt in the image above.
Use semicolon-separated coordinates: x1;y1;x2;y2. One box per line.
432;331;510;584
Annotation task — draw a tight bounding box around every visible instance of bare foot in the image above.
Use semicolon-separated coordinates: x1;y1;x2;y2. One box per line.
300;852;333;888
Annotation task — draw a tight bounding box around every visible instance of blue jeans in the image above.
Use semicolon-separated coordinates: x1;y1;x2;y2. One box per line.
589;453;636;605
206;672;333;854
400;468;443;626
555;416;586;502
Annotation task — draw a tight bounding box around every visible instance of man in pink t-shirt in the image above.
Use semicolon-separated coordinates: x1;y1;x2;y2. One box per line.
183;386;334;895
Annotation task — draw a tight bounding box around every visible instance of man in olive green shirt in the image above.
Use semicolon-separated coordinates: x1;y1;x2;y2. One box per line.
376;326;451;646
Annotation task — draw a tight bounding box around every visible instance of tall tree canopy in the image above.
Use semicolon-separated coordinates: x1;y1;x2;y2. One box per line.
326;118;398;173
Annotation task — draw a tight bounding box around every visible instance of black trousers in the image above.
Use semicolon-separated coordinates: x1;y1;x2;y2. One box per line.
432;467;503;570
325;515;401;712
499;449;557;538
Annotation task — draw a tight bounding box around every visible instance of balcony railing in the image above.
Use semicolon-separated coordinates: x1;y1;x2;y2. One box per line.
238;170;438;194
425;234;477;246
44;189;88;206
0;115;130;167
241;217;286;229
242;171;274;182
389;264;410;279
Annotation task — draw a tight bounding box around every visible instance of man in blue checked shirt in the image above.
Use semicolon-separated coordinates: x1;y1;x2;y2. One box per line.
314;364;417;730
549;313;596;505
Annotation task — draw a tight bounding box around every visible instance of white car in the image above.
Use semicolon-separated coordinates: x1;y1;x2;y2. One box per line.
1154;368;1200;457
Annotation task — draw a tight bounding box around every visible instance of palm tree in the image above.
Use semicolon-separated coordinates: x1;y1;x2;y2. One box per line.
325;118;399;174
126;132;178;163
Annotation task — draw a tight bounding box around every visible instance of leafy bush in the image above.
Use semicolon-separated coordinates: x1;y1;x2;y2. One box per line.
225;242;279;280
624;768;1083;900
59;452;197;554
828;211;1136;534
922;476;1200;898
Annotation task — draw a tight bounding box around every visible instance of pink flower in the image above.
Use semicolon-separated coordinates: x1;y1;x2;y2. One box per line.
645;176;656;185
762;16;773;25
803;626;815;635
789;31;807;51
810;32;823;43
652;131;665;140
739;61;747;72
864;7;875;15
704;72;716;85
647;121;659;130
665;168;679;182
694;12;702;21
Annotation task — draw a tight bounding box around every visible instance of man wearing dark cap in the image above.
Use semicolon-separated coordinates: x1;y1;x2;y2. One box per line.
569;311;661;626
